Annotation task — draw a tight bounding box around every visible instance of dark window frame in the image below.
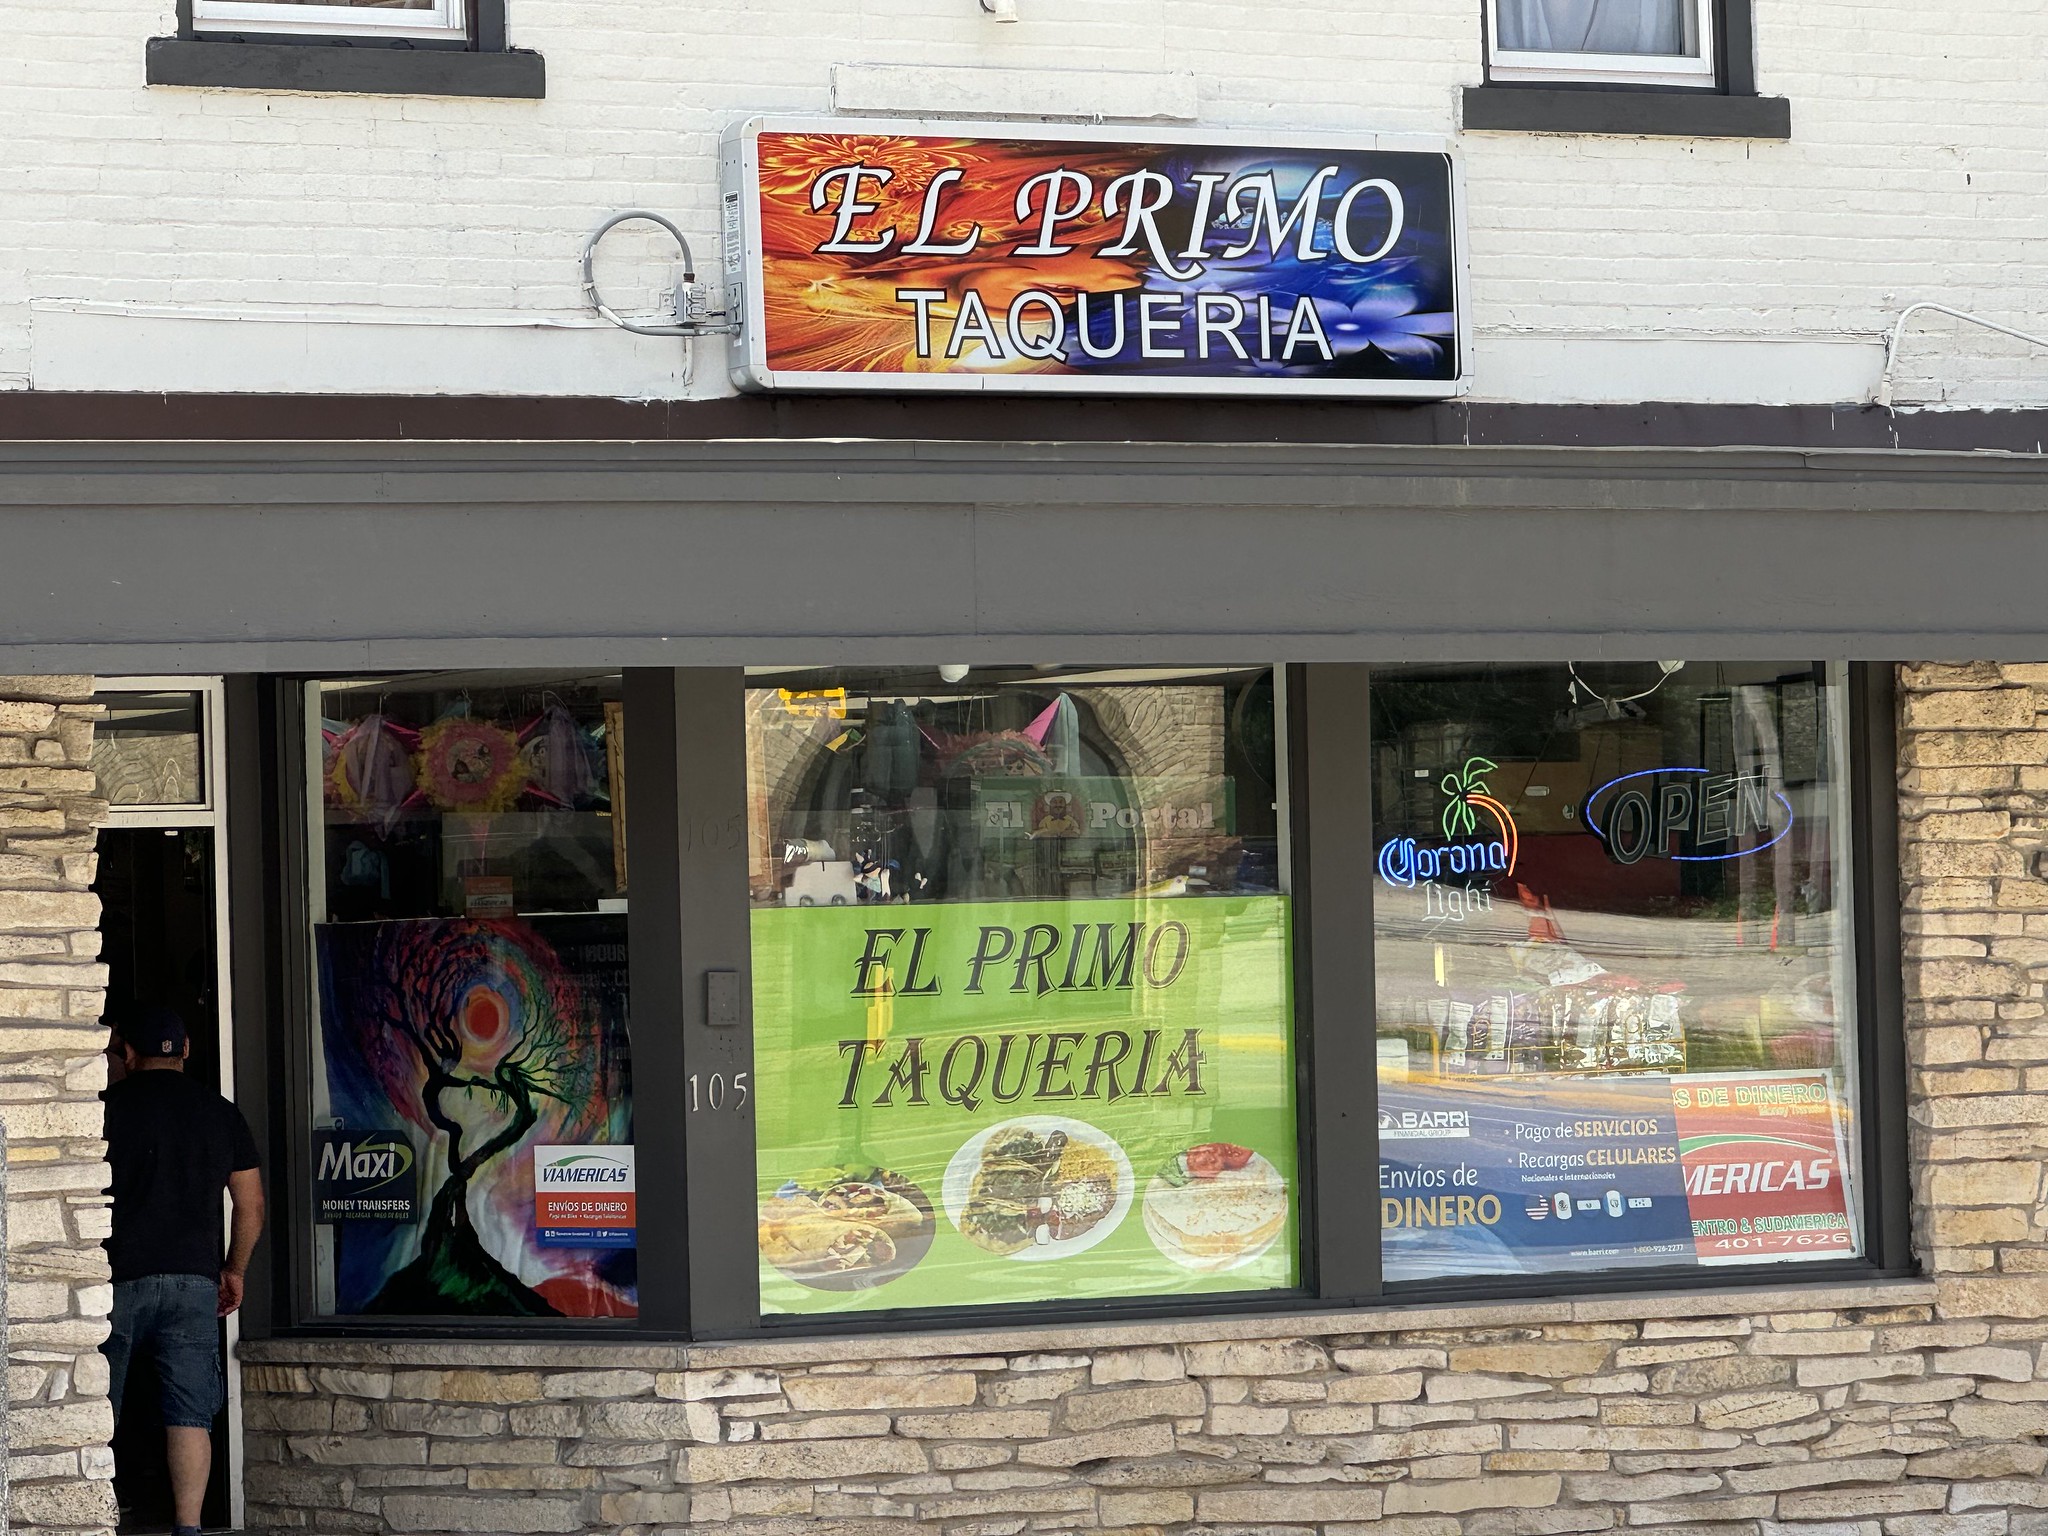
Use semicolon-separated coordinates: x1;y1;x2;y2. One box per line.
147;0;543;99
1464;0;1790;139
241;674;676;1342
235;662;1911;1346
719;663;1323;1340
1367;661;1909;1308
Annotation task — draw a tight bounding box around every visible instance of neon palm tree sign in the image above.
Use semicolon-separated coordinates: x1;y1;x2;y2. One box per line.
1379;756;1520;889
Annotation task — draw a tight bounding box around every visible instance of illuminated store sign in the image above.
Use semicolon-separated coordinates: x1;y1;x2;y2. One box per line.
721;117;1467;399
1584;767;1793;865
1378;757;1520;890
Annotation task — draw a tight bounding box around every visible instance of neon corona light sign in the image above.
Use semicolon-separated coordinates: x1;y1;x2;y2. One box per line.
1378;757;1521;890
1583;767;1793;866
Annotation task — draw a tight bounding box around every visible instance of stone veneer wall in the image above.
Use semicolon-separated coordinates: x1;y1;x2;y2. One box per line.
0;676;115;1536
230;660;2048;1535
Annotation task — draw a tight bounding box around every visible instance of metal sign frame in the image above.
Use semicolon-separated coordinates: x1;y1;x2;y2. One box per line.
720;115;1472;401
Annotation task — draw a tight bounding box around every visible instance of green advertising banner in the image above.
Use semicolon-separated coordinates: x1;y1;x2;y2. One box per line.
752;894;1297;1314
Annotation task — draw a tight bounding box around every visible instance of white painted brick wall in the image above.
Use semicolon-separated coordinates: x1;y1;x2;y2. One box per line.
2;0;2045;405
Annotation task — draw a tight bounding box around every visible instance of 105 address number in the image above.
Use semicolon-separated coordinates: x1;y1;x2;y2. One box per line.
687;1071;749;1113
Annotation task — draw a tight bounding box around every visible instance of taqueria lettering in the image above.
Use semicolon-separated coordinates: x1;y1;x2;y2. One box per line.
836;1027;1207;1112
850;920;1192;998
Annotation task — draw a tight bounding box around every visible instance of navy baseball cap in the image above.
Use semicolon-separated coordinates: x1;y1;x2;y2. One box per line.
117;1007;188;1058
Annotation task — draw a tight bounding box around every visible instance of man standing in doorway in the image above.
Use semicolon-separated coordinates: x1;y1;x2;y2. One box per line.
102;1007;264;1536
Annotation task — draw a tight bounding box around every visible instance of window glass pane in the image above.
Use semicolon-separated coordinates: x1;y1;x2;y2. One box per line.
1373;662;1861;1282
91;691;205;807
1496;0;1700;56
306;673;635;1320
747;666;1297;1317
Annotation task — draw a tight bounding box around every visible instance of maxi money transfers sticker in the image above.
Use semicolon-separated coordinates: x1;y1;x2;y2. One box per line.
312;1130;419;1223
751;895;1298;1315
1378;1068;1856;1279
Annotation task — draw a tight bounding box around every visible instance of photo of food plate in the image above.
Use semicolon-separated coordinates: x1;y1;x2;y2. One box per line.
758;1164;935;1291
1142;1143;1289;1273
942;1116;1134;1262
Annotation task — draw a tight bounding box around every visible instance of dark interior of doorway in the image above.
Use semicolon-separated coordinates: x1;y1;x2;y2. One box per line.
96;827;233;1534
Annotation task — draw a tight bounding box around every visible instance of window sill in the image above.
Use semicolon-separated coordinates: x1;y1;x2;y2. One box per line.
145;37;545;98
240;1277;1935;1367
1462;84;1790;139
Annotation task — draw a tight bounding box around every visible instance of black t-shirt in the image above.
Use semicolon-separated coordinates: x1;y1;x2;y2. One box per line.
103;1071;261;1284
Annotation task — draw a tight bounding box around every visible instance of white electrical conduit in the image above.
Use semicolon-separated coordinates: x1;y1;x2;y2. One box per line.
1878;302;2048;408
581;209;724;338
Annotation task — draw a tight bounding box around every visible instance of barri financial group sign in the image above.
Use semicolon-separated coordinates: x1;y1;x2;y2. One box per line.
720;117;1469;399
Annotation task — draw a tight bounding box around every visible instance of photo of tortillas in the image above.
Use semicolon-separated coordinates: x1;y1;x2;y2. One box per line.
1142;1143;1289;1272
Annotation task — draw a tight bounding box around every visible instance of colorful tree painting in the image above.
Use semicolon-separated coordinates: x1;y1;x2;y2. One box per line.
339;919;610;1315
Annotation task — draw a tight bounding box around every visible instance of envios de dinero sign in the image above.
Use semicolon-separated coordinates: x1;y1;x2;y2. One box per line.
719;116;1468;398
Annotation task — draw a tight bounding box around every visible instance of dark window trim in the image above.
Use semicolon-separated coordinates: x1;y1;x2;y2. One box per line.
729;663;1318;1340
146;38;544;98
1370;660;1914;1308
251;660;1911;1343
225;675;281;1340
1467;0;1789;139
1851;662;1913;1272
624;669;692;1333
149;0;541;98
670;668;760;1338
270;676;319;1334
1299;664;1382;1307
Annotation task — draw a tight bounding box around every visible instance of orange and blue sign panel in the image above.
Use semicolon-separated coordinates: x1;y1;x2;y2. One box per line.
721;117;1467;398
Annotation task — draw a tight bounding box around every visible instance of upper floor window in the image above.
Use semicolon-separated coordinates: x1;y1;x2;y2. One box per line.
192;0;467;42
1488;0;1714;87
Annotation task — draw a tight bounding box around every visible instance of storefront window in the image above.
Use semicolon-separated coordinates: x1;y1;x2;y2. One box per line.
305;674;635;1319
747;666;1297;1316
92;690;206;806
1373;662;1862;1281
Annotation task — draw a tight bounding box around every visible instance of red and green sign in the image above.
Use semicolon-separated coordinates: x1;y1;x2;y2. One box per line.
1673;1071;1857;1264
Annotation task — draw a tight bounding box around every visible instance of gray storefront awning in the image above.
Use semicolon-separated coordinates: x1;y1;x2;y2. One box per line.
2;439;2045;670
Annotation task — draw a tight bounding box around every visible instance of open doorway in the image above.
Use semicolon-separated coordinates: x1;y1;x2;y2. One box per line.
91;682;241;1534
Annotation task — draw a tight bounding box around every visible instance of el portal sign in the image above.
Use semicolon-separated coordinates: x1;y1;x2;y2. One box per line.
720;117;1467;399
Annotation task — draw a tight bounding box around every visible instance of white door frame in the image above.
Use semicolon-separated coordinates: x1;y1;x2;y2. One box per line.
95;677;245;1532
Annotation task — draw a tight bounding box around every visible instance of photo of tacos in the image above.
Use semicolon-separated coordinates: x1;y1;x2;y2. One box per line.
758;1165;935;1291
943;1117;1134;1262
1142;1142;1290;1273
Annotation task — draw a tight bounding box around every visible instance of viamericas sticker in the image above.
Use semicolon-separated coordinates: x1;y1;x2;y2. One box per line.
533;1145;637;1249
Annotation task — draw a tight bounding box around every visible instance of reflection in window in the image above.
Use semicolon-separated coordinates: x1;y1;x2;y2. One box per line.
1373;662;1861;1282
92;692;205;807
748;671;1282;908
747;667;1298;1317
306;674;634;1320
1488;0;1712;84
1495;0;1698;56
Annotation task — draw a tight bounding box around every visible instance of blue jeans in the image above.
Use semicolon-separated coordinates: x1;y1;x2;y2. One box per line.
104;1275;223;1430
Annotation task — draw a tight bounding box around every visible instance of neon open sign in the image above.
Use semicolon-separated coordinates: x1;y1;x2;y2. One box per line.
1584;768;1793;866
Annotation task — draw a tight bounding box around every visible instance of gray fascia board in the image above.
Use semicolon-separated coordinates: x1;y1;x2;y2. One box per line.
2;440;2046;667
